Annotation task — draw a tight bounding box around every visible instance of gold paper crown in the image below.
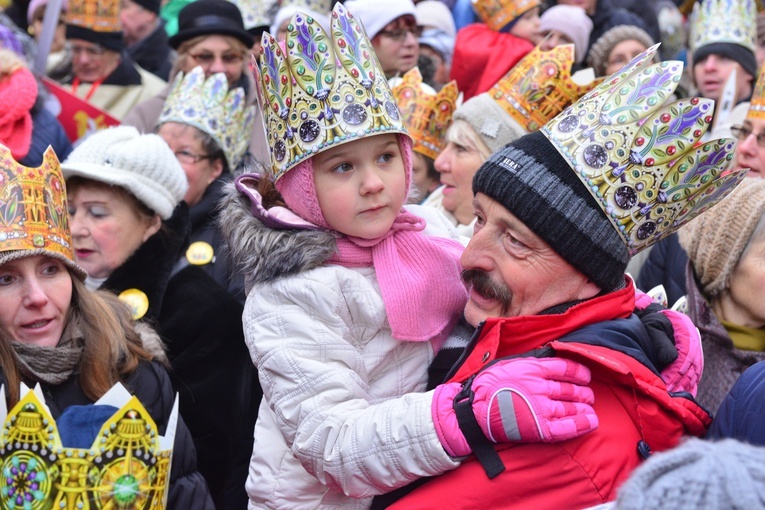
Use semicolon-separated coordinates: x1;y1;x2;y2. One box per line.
542;44;748;255
159;66;256;169
472;0;541;32
689;0;756;52
0;384;176;509
66;0;121;32
259;3;408;180
391;69;459;160
0;146;75;262
748;64;765;119
489;44;602;133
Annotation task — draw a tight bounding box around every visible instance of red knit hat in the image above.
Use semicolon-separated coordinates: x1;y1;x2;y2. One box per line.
0;66;37;160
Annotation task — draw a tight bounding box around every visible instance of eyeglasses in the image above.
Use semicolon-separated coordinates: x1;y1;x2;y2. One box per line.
378;26;423;42
71;44;107;58
175;150;212;165
731;125;765;148
189;52;245;66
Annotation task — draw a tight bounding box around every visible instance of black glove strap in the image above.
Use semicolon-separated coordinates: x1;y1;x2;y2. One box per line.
453;376;506;479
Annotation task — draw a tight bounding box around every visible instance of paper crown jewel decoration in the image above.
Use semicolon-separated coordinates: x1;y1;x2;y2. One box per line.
0;146;76;261
159;66;256;169
489;44;602;133
541;44;748;255
391;68;458;160
0;383;177;509
66;0;121;32
472;0;541;32
258;3;408;180
748;64;765;119
689;0;756;52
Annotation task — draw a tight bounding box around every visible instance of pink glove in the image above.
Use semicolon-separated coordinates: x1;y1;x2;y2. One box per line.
432;357;598;459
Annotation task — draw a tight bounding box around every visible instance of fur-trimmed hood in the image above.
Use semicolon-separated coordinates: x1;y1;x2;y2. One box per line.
218;179;337;290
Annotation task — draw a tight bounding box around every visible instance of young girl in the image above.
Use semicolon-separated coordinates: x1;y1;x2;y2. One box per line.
220;5;599;508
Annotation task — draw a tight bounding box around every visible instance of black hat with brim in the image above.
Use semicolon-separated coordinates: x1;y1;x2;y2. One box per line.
168;0;254;49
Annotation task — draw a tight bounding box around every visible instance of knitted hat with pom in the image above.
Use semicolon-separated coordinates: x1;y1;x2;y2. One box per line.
61;126;188;219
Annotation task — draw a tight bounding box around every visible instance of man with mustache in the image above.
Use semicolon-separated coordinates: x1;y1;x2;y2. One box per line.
376;46;745;508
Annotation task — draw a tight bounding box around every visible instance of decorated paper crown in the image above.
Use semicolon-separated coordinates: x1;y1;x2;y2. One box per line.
391;68;459;160
689;0;756;52
472;0;541;32
258;3;408;180
0;146;76;263
748;64;765;119
159;66;256;169
280;0;332;14
541;44;748;255
66;0;120;32
489;44;602;133
0;383;177;509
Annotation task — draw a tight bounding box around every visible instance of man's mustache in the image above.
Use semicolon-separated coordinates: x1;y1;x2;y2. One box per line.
461;269;513;316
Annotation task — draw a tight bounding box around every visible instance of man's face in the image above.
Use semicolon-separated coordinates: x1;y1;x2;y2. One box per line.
692;53;753;102
70;39;121;83
460;193;599;327
119;0;156;46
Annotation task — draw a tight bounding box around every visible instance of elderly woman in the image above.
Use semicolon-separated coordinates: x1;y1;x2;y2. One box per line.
0;143;212;507
122;0;269;166
587;25;655;78
678;178;765;414
61;126;258;508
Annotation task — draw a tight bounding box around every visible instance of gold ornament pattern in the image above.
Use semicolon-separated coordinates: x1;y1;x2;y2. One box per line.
472;0;541;32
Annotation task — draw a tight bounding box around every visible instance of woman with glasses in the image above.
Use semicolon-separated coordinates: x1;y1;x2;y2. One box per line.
61;126;255;510
122;0;270;166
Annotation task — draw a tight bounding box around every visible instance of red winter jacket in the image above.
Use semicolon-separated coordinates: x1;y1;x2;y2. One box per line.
449;23;534;101
389;279;711;510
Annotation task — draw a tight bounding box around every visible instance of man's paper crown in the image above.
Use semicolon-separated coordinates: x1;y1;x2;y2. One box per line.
0;383;177;509
689;0;757;52
489;44;601;133
472;0;541;32
748;63;765;120
391;68;459;160
542;44;748;255
257;2;408;181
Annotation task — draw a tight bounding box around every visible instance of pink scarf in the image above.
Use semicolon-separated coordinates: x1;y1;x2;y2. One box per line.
269;136;468;344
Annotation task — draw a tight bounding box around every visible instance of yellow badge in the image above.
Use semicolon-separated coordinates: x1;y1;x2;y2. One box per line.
186;241;214;266
118;288;149;320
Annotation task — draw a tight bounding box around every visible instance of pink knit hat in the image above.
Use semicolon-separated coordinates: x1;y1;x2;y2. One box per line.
0;66;37;160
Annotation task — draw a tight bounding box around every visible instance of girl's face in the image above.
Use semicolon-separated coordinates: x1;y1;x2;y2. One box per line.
68;182;161;279
411;152;439;203
510;7;542;45
0;255;72;348
605;39;648;76
313;134;408;239
158;122;224;207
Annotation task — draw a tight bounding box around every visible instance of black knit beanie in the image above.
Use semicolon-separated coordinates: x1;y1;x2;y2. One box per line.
131;0;161;15
694;42;758;81
66;25;123;52
472;130;630;292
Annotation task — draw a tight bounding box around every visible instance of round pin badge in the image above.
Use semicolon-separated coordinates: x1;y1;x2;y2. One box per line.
186;241;214;265
118;289;149;320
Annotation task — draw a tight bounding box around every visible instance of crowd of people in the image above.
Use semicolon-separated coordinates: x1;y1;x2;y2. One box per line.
2;0;765;508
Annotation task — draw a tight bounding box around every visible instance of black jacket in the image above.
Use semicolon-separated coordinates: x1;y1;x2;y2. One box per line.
0;361;214;508
636;233;688;307
127;19;173;81
100;203;260;509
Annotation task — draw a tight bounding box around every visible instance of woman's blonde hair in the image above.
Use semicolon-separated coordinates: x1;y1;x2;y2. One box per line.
446;119;493;162
0;266;157;405
0;48;27;79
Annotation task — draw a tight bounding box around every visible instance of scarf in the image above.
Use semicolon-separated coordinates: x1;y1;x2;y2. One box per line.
12;318;84;385
0;66;37;160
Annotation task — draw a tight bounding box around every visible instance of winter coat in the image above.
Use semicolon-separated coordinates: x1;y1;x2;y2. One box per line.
0;361;214;509
19;103;72;168
188;175;245;303
127;19;174;81
636;232;688;307
449;23;534;101
67;54;166;120
422;185;475;241
98;202;259;509
384;278;711;510
218;184;467;509
685;263;765;416
708;360;765;446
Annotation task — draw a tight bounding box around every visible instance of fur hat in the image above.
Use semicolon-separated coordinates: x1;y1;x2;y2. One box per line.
587;25;655;77
61;126;188;219
679;178;765;298
344;0;417;39
452;92;527;155
539;5;593;65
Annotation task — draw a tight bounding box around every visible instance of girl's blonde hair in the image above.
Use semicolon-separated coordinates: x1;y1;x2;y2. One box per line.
0;48;27;80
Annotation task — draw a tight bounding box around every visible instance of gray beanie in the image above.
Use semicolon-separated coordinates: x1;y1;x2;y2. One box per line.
473;130;629;292
587;25;655;77
453;92;528;155
61;126;188;219
615;438;765;510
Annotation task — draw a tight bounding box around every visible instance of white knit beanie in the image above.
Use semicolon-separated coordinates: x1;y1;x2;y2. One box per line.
539;5;593;65
61;126;188;219
344;0;417;39
452;92;527;154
